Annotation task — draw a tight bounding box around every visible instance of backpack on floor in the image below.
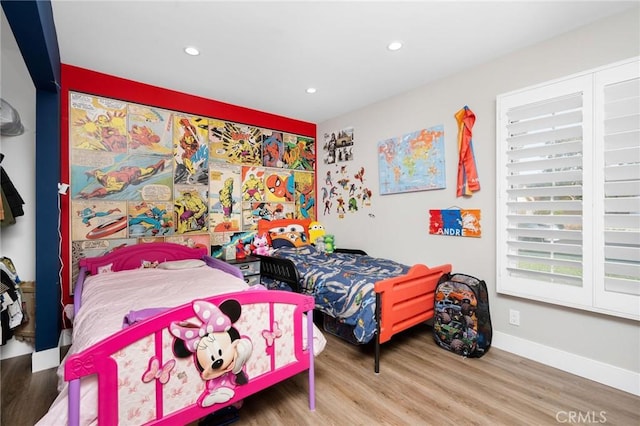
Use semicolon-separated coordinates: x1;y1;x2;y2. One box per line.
433;273;492;357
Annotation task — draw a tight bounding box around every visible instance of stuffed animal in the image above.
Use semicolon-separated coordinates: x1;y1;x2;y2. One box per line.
252;233;271;256
308;221;326;244
315;236;326;253
324;234;335;253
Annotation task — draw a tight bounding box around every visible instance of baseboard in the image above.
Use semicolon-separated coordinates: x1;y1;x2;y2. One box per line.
30;329;72;372
493;331;640;397
31;346;60;372
0;339;34;360
60;328;72;347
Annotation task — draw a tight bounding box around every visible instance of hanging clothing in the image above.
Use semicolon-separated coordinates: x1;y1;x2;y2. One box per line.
0;166;24;219
0;186;5;221
0;155;7;223
0;262;25;345
455;106;480;197
1;189;14;226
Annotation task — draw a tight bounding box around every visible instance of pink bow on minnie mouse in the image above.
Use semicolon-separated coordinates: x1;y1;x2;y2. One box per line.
170;299;253;408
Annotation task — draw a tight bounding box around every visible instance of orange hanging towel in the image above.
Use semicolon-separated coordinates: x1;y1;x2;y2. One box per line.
455;106;480;197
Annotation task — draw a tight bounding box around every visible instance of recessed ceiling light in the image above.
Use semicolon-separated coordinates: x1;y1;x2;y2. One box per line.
387;41;403;51
306;87;317;94
184;46;200;56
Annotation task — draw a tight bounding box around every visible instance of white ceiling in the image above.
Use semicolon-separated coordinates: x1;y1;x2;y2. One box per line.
50;1;637;124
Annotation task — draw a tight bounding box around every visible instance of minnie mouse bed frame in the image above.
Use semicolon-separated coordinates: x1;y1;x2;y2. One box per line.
65;242;316;425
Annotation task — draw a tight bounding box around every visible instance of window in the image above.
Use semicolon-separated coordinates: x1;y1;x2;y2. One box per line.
496;58;639;320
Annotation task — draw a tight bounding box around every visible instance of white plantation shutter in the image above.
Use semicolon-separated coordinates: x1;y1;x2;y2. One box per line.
504;91;585;286
497;57;639;320
594;61;640;317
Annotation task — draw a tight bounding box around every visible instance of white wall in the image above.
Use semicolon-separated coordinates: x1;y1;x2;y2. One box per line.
317;8;640;394
0;9;37;358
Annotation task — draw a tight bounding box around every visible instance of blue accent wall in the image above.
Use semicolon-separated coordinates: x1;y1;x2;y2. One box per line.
34;90;60;351
2;0;60;91
2;0;61;351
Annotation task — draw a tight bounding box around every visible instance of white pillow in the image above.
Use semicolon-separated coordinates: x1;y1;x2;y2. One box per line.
97;263;114;274
157;259;206;270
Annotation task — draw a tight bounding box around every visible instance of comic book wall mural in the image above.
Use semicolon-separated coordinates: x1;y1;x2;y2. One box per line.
69;92;316;291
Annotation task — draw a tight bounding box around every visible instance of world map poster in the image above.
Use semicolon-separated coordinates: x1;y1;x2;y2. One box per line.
377;125;446;195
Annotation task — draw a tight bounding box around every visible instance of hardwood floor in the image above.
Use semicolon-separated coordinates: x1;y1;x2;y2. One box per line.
1;351;60;426
2;324;639;425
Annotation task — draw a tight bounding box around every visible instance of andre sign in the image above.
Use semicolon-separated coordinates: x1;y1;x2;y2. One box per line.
429;209;481;238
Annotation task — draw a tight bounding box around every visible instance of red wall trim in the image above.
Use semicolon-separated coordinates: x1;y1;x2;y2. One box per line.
60;64;316;306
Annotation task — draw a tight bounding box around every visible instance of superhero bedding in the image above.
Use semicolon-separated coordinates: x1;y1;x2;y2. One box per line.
37;242;325;426
256;219;452;372
263;245;408;344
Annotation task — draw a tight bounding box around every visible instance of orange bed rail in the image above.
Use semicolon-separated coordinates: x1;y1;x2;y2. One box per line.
374;263;452;372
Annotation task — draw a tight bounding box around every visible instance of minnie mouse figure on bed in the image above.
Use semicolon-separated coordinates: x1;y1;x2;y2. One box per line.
170;299;253;407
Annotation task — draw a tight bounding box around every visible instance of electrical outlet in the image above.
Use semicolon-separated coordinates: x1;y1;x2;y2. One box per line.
509;309;520;326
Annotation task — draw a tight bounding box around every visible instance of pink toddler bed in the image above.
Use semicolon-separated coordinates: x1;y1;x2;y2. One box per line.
37;242;325;425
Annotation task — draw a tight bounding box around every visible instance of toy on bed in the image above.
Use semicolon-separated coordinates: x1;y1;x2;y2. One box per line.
37;242;323;426
251;232;272;256
255;219;452;373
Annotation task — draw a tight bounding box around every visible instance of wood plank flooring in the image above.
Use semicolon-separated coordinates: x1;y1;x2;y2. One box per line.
1;351;60;426
2;324;639;425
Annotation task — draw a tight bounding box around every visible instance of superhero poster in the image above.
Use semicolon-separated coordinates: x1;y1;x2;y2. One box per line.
209;121;262;166
173;115;209;185
69;93;128;153
242;202;294;231
294;171;315;220
210;231;257;259
261;130;284;168
209;163;242;233
127;201;174;238
174;186;209;234
127;104;173;156
71;200;127;241
70;151;173;201
264;169;294;203
165;233;211;251
283;133;315;170
241;166;266;202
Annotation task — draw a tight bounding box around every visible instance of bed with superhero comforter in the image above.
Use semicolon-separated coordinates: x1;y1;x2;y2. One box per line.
263;246;411;344
256;219;452;373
